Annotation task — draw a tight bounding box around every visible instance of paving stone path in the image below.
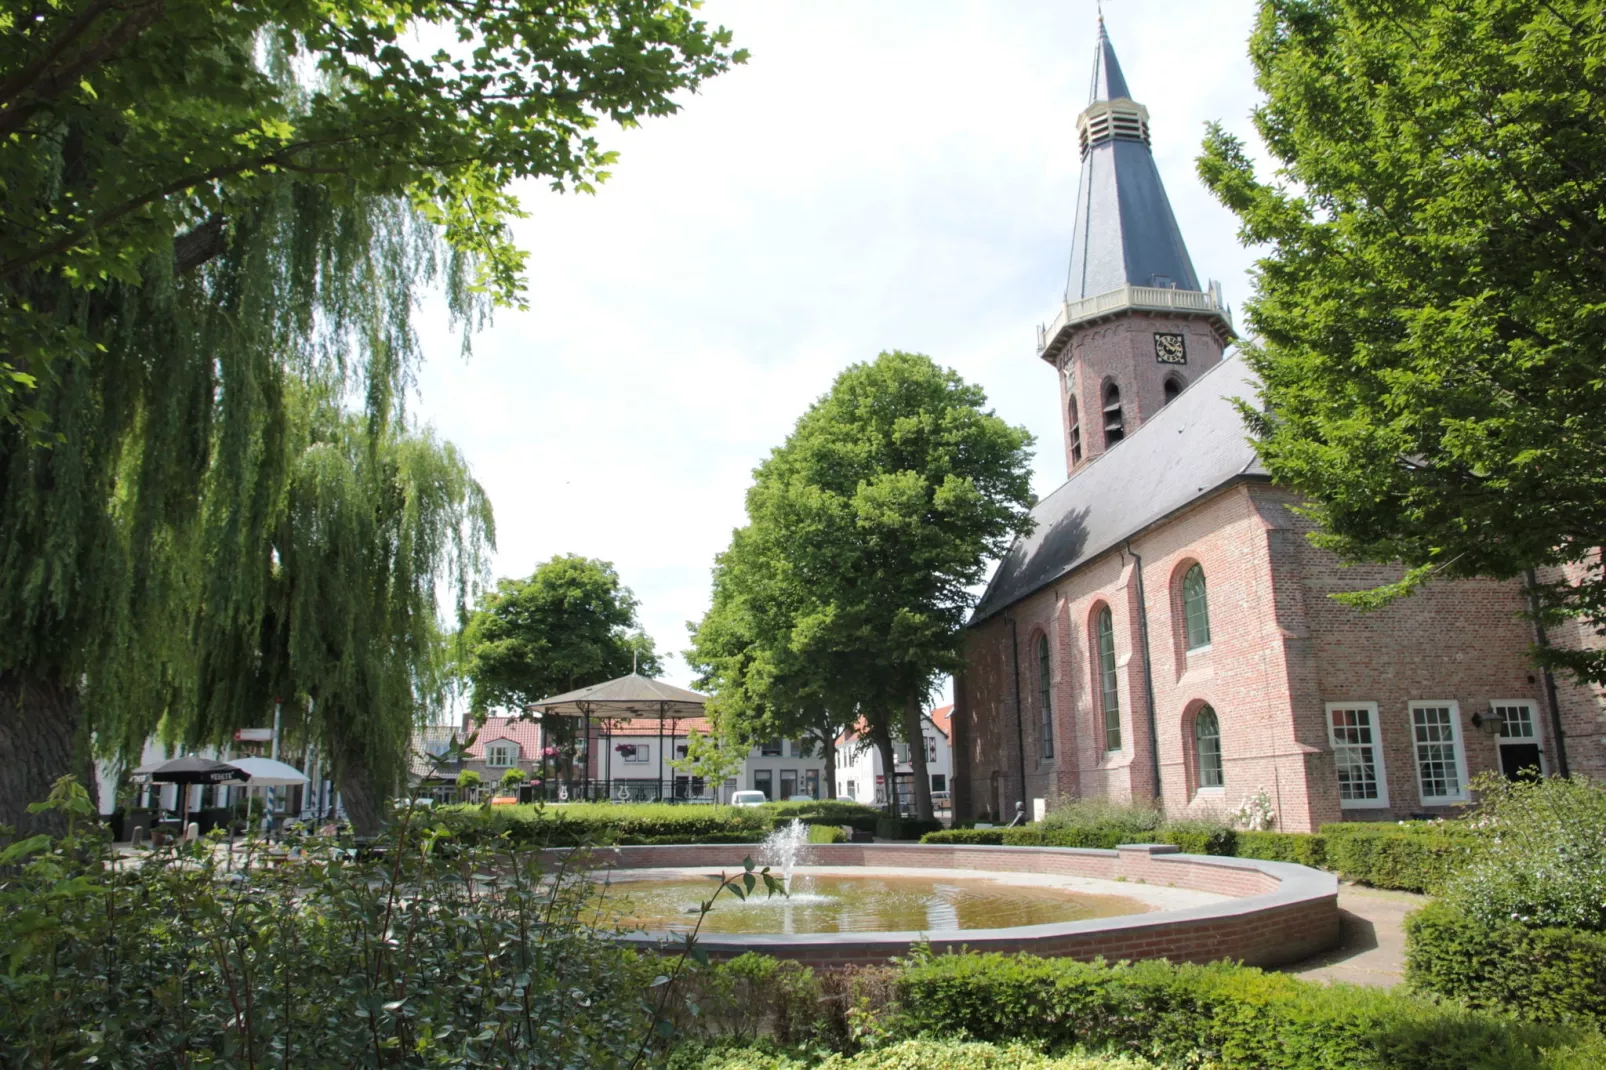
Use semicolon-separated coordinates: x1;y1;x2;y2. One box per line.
1281;884;1429;988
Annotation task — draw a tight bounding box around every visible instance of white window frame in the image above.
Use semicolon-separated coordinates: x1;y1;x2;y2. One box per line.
1326;701;1390;809
620;742;649;764
1408;700;1470;805
1491;698;1548;775
484;742;516;768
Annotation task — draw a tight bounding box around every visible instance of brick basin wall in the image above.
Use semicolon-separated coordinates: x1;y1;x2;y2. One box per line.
561;842;1339;969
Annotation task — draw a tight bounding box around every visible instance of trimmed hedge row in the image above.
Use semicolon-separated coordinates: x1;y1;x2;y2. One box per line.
1406;901;1606;1026
437;799;885;846
920;821;1474;893
889;952;1606;1070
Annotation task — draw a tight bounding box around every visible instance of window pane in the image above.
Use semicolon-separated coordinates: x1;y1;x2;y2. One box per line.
1183;564;1211;650
1097;608;1121;751
1496;703;1536;739
1329;706;1381;801
1412;705;1462;800
1037;634;1055;759
1195;706;1223;788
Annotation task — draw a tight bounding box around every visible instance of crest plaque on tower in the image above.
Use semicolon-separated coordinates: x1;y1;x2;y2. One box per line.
1154;332;1187;365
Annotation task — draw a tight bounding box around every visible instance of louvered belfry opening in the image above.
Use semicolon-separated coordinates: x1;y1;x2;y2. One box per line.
1103;382;1125;444
1068;397;1083;465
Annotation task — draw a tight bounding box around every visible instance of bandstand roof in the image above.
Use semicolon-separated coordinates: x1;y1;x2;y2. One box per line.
527;673;708;720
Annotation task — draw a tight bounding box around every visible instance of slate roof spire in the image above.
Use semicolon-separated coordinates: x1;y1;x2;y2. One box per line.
1064;21;1201;302
1089;15;1130;102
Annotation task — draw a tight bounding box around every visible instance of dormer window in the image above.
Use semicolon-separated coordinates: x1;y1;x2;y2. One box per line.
485;742;517;768
1103;383;1125;445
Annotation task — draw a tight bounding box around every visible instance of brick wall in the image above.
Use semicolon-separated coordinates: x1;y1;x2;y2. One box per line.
957;479;1569;832
1060;312;1226;477
587;843;1338;970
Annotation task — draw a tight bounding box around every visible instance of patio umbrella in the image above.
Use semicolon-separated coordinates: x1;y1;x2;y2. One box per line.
226;757;308;786
146;755;250;834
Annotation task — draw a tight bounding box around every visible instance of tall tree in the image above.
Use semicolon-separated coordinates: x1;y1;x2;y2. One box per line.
1197;0;1606;681
687;522;857;799
462;555;662;713
695;351;1035;818
0;2;739;831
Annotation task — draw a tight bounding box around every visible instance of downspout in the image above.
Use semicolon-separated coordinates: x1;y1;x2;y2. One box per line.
1524;568;1570;777
1006;614;1029;813
1125;542;1164;799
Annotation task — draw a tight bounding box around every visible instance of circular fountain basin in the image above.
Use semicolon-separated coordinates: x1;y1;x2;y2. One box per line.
551;842;1342;968
602;865;1219;935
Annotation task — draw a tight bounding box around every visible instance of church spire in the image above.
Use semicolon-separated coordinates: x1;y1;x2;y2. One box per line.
1089;15;1130;101
1063;24;1199;303
1036;19;1235;478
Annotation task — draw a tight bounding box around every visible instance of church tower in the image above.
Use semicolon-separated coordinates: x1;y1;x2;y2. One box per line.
1038;20;1235;477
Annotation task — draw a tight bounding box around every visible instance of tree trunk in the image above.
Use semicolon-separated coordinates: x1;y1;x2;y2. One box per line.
338;757;385;837
869;719;898;816
821;729;837;800
0;672;80;835
901;695;935;822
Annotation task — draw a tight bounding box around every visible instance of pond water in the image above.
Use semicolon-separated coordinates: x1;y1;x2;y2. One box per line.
601;872;1151;934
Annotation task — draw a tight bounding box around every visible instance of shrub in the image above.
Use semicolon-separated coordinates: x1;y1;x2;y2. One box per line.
1235;829;1328;868
763;799;883;833
1320;821;1480;893
808;824;848;845
672;1039;1158;1070
891;951;1606;1070
1441;774;1606;932
0;782;692;1068
1406;900;1606;1025
439;801;773;846
1038;798;1163;843
876;817;945;841
920;828;1005;845
1154;817;1236;856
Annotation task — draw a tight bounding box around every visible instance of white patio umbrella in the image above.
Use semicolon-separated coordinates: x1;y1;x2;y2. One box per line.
227;757;309;786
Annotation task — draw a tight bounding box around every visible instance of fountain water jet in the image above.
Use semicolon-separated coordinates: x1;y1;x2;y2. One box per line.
760;818;811;893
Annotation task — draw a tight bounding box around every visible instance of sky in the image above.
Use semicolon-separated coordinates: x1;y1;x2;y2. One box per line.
413;0;1270;694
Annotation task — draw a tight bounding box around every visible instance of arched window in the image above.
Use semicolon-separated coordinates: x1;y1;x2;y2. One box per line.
1036;633;1055;758
1182;564;1211;650
1095;607;1121;751
1195;706;1224;789
1102;383;1124;445
1163;376;1184;405
1068;398;1083;465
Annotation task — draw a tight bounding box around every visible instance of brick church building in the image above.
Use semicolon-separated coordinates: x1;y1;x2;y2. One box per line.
951;24;1606;832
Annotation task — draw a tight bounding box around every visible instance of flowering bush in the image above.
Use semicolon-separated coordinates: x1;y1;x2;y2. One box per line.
1443;774;1606;932
1233;786;1276;831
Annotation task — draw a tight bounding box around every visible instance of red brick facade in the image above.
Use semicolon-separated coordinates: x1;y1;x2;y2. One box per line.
956;475;1606;832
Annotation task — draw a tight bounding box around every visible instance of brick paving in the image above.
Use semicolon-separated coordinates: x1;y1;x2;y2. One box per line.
1281;883;1428;988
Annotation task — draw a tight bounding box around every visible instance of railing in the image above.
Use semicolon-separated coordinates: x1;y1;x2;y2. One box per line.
1037;283;1234;359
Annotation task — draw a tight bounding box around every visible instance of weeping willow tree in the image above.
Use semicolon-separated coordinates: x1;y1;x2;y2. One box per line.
264;399;491;835
0;2;741;832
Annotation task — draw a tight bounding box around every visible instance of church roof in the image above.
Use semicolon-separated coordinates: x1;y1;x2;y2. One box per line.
970;357;1268;624
1064;25;1201;301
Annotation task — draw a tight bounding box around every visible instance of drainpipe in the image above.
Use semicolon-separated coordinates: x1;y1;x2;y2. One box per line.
1524;568;1570;777
1125;542;1164;800
1006;614;1029;813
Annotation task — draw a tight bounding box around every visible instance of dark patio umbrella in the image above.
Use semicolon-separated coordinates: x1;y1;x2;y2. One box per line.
143;755;250;834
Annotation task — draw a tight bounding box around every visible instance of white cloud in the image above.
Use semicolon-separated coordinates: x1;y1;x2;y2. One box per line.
413;0;1267;691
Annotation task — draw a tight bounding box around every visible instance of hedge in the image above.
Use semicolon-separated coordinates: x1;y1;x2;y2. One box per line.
1406;901;1606;1026
671;1039;1158;1070
919;822;1472;894
1319;822;1479;894
875;816;944;841
436;799;886;846
888;952;1606;1070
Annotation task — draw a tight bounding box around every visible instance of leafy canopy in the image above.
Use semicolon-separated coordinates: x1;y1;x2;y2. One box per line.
462;554;662;714
690;351;1034;791
1198;0;1606;679
0;0;745;431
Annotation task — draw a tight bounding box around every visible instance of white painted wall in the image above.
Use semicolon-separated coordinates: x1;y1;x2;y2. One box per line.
834;716;953;807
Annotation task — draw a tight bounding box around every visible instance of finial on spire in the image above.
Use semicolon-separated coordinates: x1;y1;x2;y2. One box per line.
1088;11;1130;102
